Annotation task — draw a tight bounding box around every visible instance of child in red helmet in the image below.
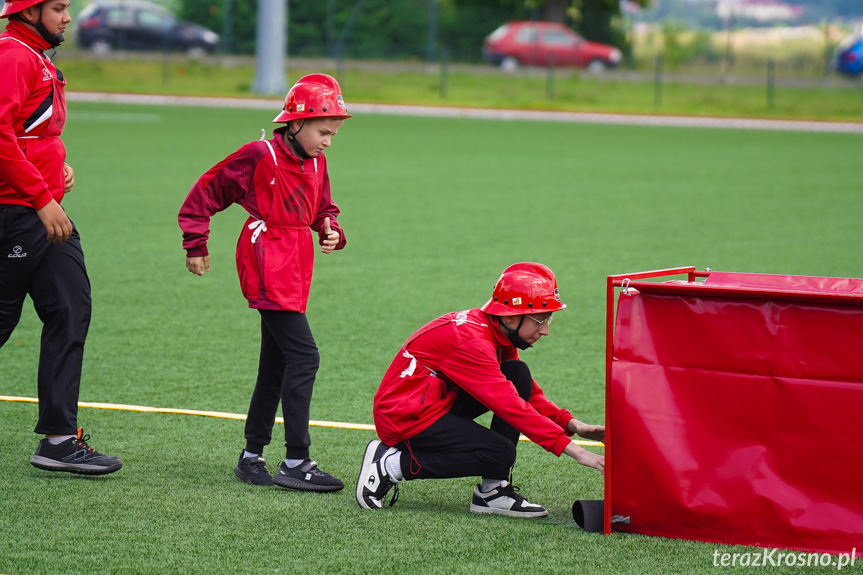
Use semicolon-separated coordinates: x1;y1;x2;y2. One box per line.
1;0;122;475
357;263;605;516
178;74;350;491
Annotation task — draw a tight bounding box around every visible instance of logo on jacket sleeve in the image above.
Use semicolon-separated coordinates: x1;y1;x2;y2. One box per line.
7;245;28;258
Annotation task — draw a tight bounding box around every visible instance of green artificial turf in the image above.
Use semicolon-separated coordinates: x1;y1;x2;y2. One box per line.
1;102;861;574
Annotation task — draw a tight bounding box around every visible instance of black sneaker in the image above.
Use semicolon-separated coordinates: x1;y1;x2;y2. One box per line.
273;460;344;492
30;428;122;476
356;440;400;510
234;452;274;486
468;481;548;518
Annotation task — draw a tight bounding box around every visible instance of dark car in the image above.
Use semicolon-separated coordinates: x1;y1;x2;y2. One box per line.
76;1;220;55
483;21;622;71
833;34;863;78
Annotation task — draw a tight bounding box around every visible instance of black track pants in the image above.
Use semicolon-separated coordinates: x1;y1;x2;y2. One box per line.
0;205;91;435
243;309;320;459
396;360;534;481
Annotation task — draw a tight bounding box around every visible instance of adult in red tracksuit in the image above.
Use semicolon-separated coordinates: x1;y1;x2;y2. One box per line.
0;0;121;475
179;74;349;492
357;263;605;517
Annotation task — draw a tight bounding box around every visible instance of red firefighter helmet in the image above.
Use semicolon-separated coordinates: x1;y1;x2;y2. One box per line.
1;0;46;18
481;262;566;316
272;74;351;123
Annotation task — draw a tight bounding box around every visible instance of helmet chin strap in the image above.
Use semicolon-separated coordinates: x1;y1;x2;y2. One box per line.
499;316;532;350
19;4;65;47
284;120;310;159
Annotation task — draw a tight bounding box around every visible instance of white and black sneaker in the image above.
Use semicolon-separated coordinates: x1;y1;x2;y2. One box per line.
356;440;400;510
469;481;548;518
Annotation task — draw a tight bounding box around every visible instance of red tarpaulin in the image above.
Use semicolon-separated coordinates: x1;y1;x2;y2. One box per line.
607;269;863;554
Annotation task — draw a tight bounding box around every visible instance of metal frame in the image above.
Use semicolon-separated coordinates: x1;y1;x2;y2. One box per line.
603;266;705;534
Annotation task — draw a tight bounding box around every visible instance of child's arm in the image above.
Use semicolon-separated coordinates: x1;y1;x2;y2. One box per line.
562;441;605;473
310;162;346;251
319;217;339;255
178;144;261;273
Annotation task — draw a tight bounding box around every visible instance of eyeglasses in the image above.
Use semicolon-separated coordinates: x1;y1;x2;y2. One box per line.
524;314;554;328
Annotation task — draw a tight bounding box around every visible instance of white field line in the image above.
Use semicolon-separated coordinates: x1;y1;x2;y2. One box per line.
0;395;605;447
67;91;863;134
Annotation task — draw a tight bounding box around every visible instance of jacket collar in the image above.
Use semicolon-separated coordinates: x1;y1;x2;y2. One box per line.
481;310;517;349
3;19;52;53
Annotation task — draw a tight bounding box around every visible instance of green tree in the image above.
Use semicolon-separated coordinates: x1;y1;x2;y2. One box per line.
176;0;653;59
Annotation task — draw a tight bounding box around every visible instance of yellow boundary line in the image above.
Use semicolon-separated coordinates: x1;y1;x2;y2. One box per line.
0;395;603;447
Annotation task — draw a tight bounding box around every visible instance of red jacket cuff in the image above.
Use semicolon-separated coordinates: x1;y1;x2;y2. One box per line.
30;190;54;211
550;433;571;457
186;246;209;258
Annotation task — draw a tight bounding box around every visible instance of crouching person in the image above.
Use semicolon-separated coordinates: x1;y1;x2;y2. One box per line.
356;262;604;517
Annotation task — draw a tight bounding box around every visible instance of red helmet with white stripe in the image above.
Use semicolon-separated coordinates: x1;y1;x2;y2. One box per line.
1;0;46;18
481;262;566;316
272;74;351;123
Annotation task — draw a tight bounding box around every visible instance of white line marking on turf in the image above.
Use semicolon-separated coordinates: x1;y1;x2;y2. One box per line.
66;91;863;134
0;395;605;447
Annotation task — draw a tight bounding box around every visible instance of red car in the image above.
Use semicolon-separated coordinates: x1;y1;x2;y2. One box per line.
483;21;622;71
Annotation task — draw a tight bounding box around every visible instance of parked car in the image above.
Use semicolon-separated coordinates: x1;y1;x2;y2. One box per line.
483;21;622;71
832;34;863;78
76;1;220;55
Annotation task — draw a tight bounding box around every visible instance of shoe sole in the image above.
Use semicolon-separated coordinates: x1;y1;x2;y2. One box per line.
469;503;548;518
233;466;273;487
356;440;382;510
273;476;344;492
30;456;122;476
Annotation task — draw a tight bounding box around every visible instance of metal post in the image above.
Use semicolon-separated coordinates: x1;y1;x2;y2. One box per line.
723;15;734;82
654;54;663;108
222;0;233;54
822;18;831;82
766;58;775;110
327;0;333;58
546;54;554;99
439;47;448;100
427;0;438;64
161;34;169;87
252;0;287;95
333;0;366;62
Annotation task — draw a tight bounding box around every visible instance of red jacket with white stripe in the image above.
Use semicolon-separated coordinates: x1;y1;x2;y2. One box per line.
178;129;346;312
0;21;66;210
373;308;576;455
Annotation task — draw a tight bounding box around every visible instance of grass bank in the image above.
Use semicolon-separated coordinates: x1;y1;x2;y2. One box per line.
53;55;863;122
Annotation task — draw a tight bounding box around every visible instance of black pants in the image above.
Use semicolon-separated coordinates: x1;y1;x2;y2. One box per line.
243;309;319;459
396;360;533;481
0;205;91;435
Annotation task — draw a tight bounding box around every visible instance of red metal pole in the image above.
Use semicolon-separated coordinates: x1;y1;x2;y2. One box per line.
604;266;698;534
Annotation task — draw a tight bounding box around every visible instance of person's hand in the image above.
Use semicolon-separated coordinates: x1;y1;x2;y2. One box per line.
564;442;605;474
186;255;209;275
568;419;605;443
63;163;75;193
320;217;339;254
36;199;73;243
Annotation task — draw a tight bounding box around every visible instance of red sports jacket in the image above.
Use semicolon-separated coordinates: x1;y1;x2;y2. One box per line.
0;20;67;210
373;308;576;455
178;130;345;312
